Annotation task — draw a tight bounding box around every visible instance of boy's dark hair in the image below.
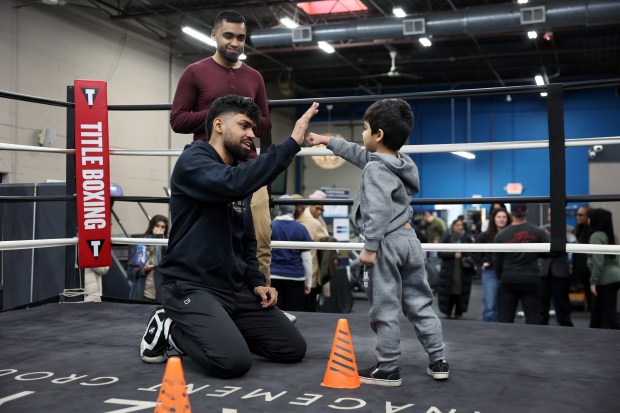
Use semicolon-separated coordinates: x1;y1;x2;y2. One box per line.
363;98;413;151
205;94;260;138
214;10;246;29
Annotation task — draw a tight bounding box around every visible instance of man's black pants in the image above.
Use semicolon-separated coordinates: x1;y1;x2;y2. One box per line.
161;280;307;379
539;276;574;326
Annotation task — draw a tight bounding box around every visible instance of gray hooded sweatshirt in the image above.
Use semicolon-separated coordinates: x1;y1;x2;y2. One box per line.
327;138;420;252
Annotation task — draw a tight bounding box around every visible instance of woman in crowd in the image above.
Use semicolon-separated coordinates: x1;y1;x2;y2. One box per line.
475;207;511;322
129;215;169;301
587;208;620;329
438;218;477;319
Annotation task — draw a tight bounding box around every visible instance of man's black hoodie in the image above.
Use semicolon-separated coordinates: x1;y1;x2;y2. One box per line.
158;138;300;292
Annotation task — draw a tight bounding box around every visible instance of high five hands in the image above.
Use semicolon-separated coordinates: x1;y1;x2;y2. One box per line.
291;102;334;149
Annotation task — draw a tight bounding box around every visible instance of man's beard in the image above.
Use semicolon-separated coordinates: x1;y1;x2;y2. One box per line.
225;139;250;162
218;44;241;63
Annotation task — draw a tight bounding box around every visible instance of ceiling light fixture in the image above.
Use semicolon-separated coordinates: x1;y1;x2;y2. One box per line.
534;75;545;85
182;26;216;47
451;151;476;160
527;31;538;39
239;54;247;60
280;17;299;29
535;74;548;97
517;0;529;4
393;7;406;18
318;41;335;54
419;37;432;47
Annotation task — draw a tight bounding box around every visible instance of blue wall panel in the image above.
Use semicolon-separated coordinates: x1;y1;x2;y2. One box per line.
409;88;620;201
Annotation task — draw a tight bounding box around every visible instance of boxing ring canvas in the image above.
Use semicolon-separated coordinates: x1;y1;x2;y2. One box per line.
0;302;617;413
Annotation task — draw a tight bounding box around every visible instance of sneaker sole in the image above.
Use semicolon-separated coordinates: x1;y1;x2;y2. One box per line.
426;368;449;380
359;377;402;387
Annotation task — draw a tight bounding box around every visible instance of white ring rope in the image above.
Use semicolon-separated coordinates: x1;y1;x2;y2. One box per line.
1;136;619;156
3;238;619;255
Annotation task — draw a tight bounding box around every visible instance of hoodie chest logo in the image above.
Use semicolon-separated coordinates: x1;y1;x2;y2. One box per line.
230;200;246;214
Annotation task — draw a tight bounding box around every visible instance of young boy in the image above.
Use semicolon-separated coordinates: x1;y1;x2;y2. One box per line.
306;98;448;387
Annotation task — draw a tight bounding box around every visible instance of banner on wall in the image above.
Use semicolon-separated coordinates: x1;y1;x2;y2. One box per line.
74;80;111;267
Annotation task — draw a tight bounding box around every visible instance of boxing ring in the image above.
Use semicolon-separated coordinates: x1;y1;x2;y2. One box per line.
1;81;620;412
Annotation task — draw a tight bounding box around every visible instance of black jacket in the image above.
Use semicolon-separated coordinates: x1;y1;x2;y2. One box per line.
158;138;300;292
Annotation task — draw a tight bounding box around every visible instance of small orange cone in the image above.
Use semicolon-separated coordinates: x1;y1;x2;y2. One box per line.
321;318;360;389
154;356;192;413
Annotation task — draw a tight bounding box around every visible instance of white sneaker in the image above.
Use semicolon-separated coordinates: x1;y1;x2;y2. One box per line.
283;311;297;323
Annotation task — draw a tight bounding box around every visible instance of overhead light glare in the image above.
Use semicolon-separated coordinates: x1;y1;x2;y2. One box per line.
318;41;335;54
518;0;529;4
393;7;406;18
452;151;476;160
280;17;299;29
527;31;538;39
239;53;247;60
534;75;545;86
540;92;548;97
182;26;216;47
419;37;432;47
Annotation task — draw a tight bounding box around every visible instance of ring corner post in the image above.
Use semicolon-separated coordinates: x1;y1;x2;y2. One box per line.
65;85;81;300
546;84;567;254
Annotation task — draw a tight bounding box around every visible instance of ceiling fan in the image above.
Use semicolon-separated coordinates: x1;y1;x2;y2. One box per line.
361;51;421;80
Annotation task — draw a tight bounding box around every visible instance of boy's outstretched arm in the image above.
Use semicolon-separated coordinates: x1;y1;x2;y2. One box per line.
306;132;330;146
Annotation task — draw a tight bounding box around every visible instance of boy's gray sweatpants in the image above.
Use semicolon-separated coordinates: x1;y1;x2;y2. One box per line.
366;227;445;372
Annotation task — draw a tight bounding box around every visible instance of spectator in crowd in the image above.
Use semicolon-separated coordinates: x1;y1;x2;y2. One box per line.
587;208;620;329
290;194;330;311
494;203;549;324
308;190;328;231
128;215;169;301
423;211;446;243
438;218;477;319
269;195;313;312
573;205;592;309
539;207;575;326
480;203;508;232
84;266;109;302
475;207;511;322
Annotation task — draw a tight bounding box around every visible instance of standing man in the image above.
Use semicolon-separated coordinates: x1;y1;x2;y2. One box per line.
494;203;549;324
170;10;273;283
140;95;319;378
423;211;446;243
539;207;575;326
291;194;329;311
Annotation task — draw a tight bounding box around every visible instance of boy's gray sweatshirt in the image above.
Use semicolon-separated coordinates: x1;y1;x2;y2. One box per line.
327;138;419;251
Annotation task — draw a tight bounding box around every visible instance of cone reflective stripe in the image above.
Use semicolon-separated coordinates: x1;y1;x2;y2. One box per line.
154;356;192;413
321;318;360;389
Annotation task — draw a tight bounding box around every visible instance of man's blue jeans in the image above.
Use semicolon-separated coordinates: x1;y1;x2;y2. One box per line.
481;268;499;322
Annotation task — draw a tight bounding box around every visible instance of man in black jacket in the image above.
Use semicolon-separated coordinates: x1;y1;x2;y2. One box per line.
139;95;319;378
494;203;549;324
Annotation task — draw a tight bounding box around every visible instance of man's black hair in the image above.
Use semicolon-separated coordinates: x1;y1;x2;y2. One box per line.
363;98;414;152
205;95;260;138
214;10;246;29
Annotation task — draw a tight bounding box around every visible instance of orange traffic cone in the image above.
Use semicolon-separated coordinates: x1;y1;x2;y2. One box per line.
321;318;360;389
154;356;192;413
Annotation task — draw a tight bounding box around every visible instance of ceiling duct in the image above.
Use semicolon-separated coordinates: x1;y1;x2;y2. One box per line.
250;0;620;48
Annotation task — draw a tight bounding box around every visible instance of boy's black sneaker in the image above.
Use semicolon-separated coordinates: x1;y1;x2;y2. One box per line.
427;359;450;380
358;365;402;387
139;307;170;364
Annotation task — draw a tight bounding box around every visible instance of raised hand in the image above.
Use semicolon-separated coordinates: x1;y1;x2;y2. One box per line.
291;102;319;145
